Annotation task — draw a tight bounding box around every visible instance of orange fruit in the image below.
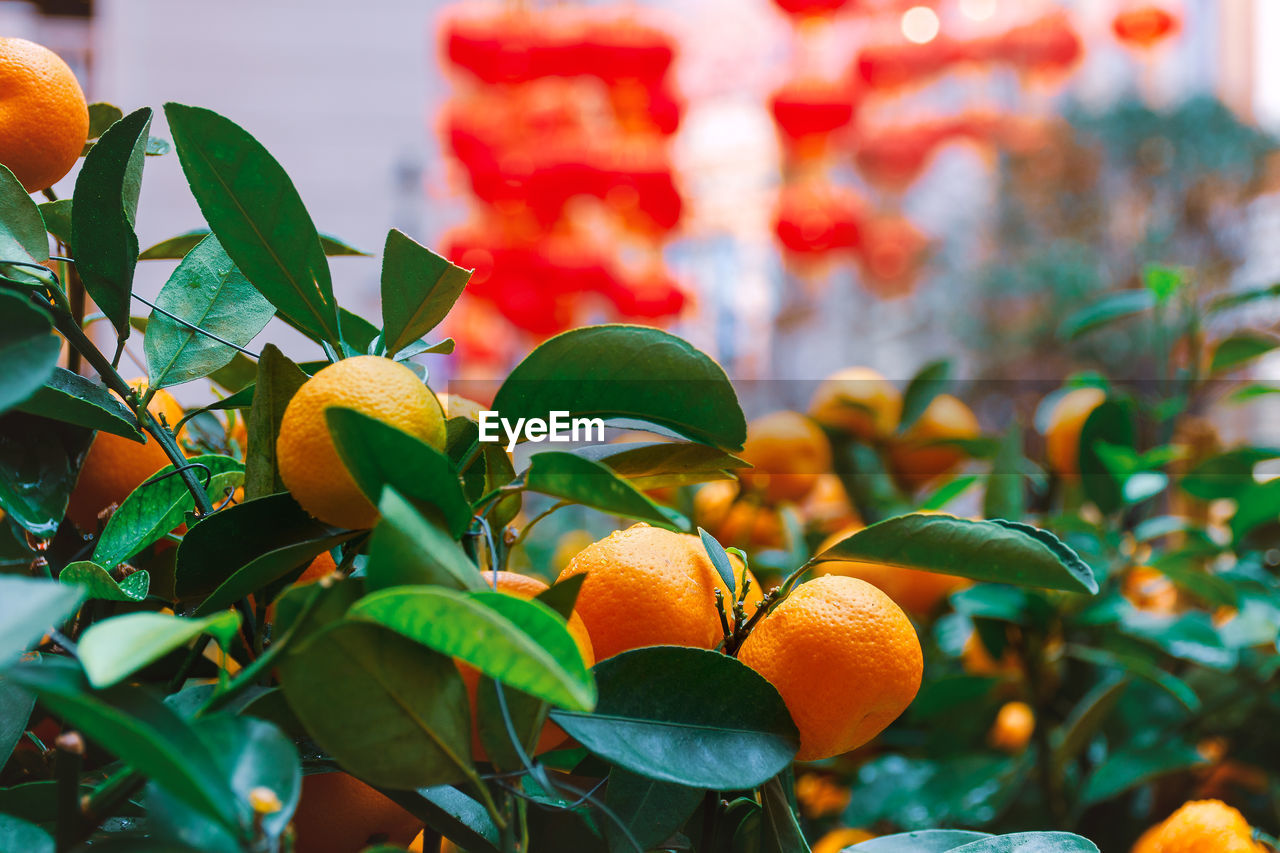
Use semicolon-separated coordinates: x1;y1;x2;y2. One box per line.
989;701;1035;752
459;571;594;760
1123;566;1177;614
291;772;422;853
557;524;765;661
737;575;923;761
800;472;859;534
809;366;902;442
1130;799;1265;853
812;525;968;618
738;411;832;504
0;38;89;192
436;392;487;422
795;773;852;818
67;380;186;531
694;482;786;550
812;828;877;853
961;632;1022;677
277;356;446;529
887;394;980;491
1045;387;1106;478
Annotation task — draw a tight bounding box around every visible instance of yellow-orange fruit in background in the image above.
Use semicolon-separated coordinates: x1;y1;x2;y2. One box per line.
557;524;764;661
550;529;598;575
1045;386;1106;478
0;38;89;192
737;575;923;761
738;411;832;504
277;356;446;529
888;394;979;491
1130;799;1265;853
1123;566;1178;614
800;472;859;534
989;701;1035;752
812;828;877;853
436;392;487;422
809;366;902;442
459;571;594;760
812;526;968;619
291;772;421;853
693;482;786;550
67;381;186;531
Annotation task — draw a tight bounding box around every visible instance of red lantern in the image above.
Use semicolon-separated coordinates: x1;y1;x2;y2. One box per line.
608;80;683;136
772;0;851;18
1112;5;1180;50
583;18;675;85
769;79;856;144
607;267;688;319
773;184;864;260
987;14;1082;76
857;215;927;298
855;39;957;91
855;122;955;192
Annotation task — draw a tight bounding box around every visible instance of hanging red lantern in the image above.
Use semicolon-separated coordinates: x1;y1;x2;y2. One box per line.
608;80;683;136
855;38;958;91
769;79;856;146
773;183;864;261
602;143;683;235
771;0;851;18
987;13;1082;76
583;18;676;86
1112;5;1180;50
857;214;928;298
855;122;956;192
607;267;688;319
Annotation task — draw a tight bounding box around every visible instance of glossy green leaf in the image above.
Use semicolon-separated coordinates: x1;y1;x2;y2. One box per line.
473;676;549;771
1079;741;1205;806
0;814;53;853
78;610;241;688
1119;610;1236;670
87;102;124;138
0;676;34;768
325;407;468;536
849;831;993;852
844;754;1019;830
899;359;951;431
574;441;747;490
551;646;798;789
144;235;273;389
698;527;738;597
1210;332;1279;375
0;413;93;536
1059;290;1154;340
0;576;83;669
140;229;368;260
6;657;239;829
242;344;308;500
949;834;1099;852
1078;400;1134;515
382;785;501;853
1229;479;1280;543
759;774;810;853
525;452;677;529
810;513;1097;594
0;292;60;415
72;107;151;339
15;368;143;440
984;421;1025;520
350;585;594;710
1063;645;1199;710
604;767;702;853
279;621;471;789
365;488;483;592
1052;677;1127;772
492;325;746;450
0;163;50;267
60;561;150;602
1180;447;1280;501
37;199;72;245
164;103;340;348
93;454;243;568
380;228;472;356
193;531;350;617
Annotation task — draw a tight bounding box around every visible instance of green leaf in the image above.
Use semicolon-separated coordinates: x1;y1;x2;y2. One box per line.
325;407;468;537
759;774;811;853
349;585;594;710
1208;281;1280;314
1078;400;1135;514
551;646;798;790
279;621;472;789
983;421;1025;520
164;103;340;348
844;754;1019;830
1143;264;1185;302
0;292;61;415
950;834;1099;852
492;325;747;450
603;768;702;853
144;235;273;389
175;492;340;599
0;413;93;536
810;513;1097;594
381;786;501;853
87;102;125;138
830;439;911;524
0;676;35;767
849;831;993;852
140;229;368;260
0;814;53;853
698;527;738;598
380;228;472;356
0;163;51;266
72;107;151;339
38;199;72;245
7;657;239;829
1210;332;1280;375
534;573;585;621
1079;741;1205;806
899;359;952;431
482;442;521;529
1052;677;1127;773
60;561;150;602
93;454;243;568
1063;644;1199;710
365;488;483;593
77;611;241;688
242;344;308;500
1180;447;1280;501
525;452;678;529
1118;610;1236;670
194;533;351;618
574;441;748;490
0;576;83;668
15;368;143;440
920;474;980;511
1059;290;1154;340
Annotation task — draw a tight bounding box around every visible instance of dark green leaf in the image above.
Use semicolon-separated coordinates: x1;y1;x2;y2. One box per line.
38;199;72;245
380;228;472;356
0;292;61;415
0;163;51;266
144;235;273;389
1078;741;1205;806
325;407;467;537
78;611;240;687
1180;447;1280;501
0;814;53;853
0;412;93;536
810;513;1097;594
844;754;1019;830
207;352;258;393
87;102;125;138
15;368;143;440
899;359;951;431
1210;332;1280;375
908;676;998;721
525;452;678;529
830;439;911;524
574;441;747;490
698;527;738;598
72;107;151;339
193;532;350;618
1063;645;1199;710
7;657;239;829
242;344;308;500
349;586;594;710
279;621;472;788
1118;610;1236;670
0;676;34;767
382;785;501;853
759;775;810;853
1059;290;1154;340
983;421;1025;520
849;831;993;852
493;325;746;450
365;488;482;592
604;767;702;853
60;561;150;602
482;442;521;529
1078;401;1135;515
1052;677;1127;772
551;646;797;790
0;576;83;668
164;104;340;348
1208;281;1280;314
140;229;368;261
534;573;585;621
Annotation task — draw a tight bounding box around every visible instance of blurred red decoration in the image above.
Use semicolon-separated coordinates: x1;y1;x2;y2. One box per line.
770;79;857;147
855;121;959;192
855;39;958;91
857;214;928;298
977;13;1083;76
1112;5;1180;50
771;0;851;18
773;184;864;261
